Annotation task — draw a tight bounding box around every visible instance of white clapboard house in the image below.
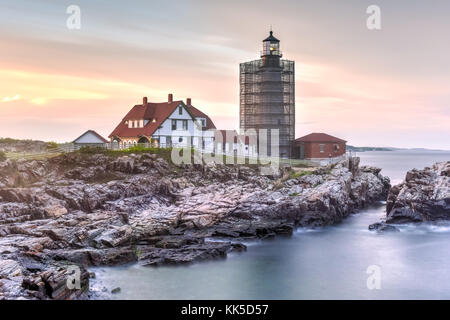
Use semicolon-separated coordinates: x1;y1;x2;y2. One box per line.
109;94;216;151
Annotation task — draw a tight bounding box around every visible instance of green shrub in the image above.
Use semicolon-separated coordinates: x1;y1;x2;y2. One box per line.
0;151;6;161
46;141;59;150
0;137;20;144
78;146;106;154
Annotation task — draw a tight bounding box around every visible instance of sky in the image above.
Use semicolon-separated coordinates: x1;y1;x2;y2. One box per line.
0;0;449;149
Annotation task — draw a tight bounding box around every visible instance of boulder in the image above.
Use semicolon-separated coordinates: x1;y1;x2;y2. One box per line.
368;222;400;233
386;161;450;223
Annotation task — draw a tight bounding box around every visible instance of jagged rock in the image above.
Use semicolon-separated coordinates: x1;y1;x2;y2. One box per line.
386;161;450;223
44;205;68;218
0;259;22;278
92;225;132;248
0;140;48;153
22;264;89;300
368;222;400;233
111;287;121;294
138;241;246;266
0;151;389;299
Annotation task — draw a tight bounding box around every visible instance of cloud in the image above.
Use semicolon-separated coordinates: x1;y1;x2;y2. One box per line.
0;0;449;149
1;94;20;102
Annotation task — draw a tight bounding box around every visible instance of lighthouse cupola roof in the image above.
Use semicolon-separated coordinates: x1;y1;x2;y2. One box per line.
263;30;280;42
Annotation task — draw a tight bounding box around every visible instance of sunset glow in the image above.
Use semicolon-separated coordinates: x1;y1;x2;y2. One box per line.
1;0;449;148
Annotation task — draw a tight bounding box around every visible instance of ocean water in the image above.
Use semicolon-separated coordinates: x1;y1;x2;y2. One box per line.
91;150;450;299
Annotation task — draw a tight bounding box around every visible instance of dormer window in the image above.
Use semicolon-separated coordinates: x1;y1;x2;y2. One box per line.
127;120;145;128
178;106;183;115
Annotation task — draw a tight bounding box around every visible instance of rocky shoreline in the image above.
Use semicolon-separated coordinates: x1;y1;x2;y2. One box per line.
369;161;450;232
0;151;390;299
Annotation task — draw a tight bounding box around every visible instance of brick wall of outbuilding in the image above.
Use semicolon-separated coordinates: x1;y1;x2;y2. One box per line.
302;141;346;159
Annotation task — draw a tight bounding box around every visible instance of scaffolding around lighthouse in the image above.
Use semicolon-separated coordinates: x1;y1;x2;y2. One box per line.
239;31;295;158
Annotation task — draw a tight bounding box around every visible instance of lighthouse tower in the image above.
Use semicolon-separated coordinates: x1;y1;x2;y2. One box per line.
239;30;295;158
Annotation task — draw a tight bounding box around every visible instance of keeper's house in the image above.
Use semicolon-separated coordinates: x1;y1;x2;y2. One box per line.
294;133;346;161
109;94;216;150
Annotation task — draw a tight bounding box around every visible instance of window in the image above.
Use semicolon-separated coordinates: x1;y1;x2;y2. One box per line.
202;119;206;128
182;120;188;130
172;119;177;130
178;106;182;115
334;144;339;152
319;144;325;153
179;137;183;143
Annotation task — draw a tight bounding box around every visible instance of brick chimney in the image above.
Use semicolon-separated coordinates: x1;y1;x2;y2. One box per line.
186;98;191;106
143;97;148;105
168;93;173;103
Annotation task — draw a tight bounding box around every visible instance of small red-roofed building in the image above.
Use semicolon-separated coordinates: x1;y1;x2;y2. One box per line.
294;133;347;161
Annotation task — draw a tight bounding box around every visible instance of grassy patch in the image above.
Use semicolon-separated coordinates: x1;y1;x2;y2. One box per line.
281;169;313;182
281;158;315;168
0;151;6;162
78;145;170;156
74;145;175;164
5;152;62;161
290;170;313;178
0;137;24;144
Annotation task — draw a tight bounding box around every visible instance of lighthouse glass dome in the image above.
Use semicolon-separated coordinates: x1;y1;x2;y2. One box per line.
262;41;281;56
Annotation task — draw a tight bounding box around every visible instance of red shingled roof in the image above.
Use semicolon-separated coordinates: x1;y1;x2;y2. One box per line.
188;105;216;130
109;101;187;138
109;99;218;139
295;133;346;143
